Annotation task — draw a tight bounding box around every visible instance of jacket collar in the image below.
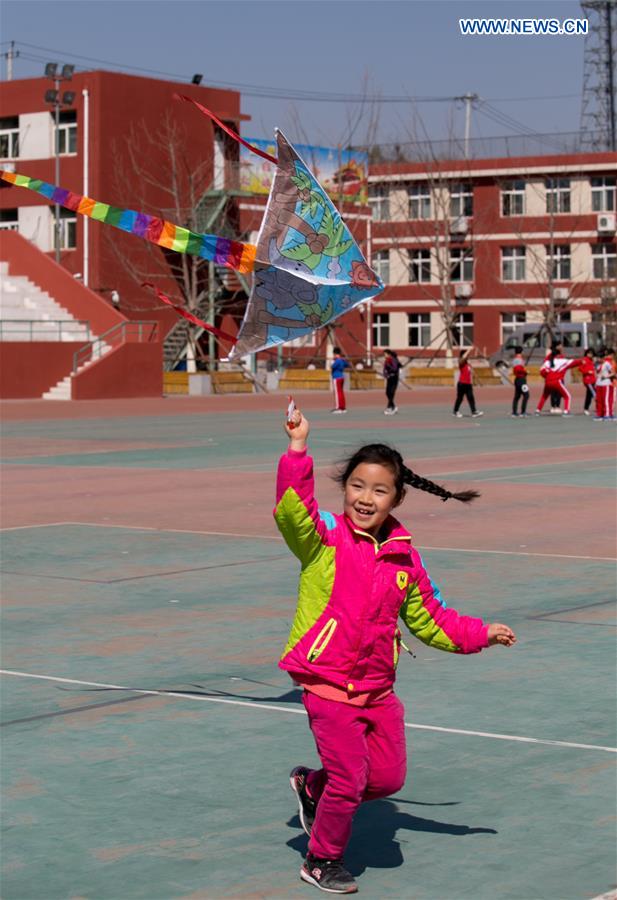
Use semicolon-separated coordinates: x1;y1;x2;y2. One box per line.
344;514;413;555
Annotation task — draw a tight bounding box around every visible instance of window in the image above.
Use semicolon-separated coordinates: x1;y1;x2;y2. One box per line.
451;312;473;347
501;312;526;343
546;244;571;281
0;208;18;231
372;250;390;283
0;116;19;159
450;247;473;282
409;249;431;283
501;180;525;216
369;185;389;221
450;183;473;217
54;110;77;155
408;184;431;220
407;313;431;348
591;176;616;212
546;178;571;214
53;207;77;250
592;244;617;280
502;246;526;281
372;313;390;347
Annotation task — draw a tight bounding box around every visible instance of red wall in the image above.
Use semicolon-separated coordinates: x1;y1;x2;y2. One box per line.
0;342;80;398
72;342;163;400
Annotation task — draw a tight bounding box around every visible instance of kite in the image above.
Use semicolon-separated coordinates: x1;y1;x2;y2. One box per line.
0;100;384;357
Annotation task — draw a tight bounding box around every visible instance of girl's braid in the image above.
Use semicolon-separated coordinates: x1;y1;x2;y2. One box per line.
402;466;480;504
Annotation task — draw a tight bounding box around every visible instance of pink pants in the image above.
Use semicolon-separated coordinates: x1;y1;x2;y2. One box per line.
596;384;616;418
303;690;407;859
332;378;346;410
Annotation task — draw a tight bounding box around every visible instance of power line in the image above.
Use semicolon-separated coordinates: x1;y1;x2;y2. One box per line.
7;40;583;105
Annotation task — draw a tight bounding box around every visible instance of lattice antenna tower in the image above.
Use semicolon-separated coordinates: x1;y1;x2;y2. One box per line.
580;1;617;150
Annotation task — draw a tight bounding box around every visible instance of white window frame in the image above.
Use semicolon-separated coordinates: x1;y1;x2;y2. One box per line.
53;209;77;250
372;250;390;283
369;185;390;222
449;247;474;283
591;176;616;213
409;248;431;283
450;183;473;217
452;312;474;348
500;312;526;343
501;180;525;216
546;244;571;281
407;313;431;348
56;121;77;156
502;246;526;282
0;118;19;159
408;184;431;220
545;177;571;214
592;244;617;280
372;313;390;347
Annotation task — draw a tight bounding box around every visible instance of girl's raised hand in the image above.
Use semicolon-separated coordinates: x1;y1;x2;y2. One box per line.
285;406;310;447
487;623;517;647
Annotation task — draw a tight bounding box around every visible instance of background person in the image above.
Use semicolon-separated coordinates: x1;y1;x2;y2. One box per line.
453;347;483;418
330;347;350;414
382;349;402;415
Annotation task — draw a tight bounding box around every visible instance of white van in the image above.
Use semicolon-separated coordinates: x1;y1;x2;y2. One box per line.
490;322;605;368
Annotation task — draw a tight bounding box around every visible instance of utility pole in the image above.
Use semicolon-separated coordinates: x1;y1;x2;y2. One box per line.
44;62;75;264
2;41;19;80
454;93;479;159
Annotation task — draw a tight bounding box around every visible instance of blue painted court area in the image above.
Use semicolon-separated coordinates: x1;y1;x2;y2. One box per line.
1;521;615;900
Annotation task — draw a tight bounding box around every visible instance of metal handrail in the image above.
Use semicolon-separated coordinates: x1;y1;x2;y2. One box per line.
0;319;91;341
72;320;159;374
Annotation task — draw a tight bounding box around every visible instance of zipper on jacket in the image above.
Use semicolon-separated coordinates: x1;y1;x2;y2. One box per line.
307;618;338;662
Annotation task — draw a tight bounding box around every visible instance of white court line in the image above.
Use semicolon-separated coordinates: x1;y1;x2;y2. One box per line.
1;521;614;561
0;521;73;532
2;669;615;754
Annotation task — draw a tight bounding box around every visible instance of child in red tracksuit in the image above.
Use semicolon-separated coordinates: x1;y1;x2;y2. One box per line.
535;346;580;416
276;406;516;894
510;345;530;417
594;349;617;421
578;349;597;415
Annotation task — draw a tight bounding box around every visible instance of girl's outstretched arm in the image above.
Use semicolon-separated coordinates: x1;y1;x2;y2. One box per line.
275;408;334;565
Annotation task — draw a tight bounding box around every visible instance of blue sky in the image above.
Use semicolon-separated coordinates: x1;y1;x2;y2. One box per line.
2;0;586;147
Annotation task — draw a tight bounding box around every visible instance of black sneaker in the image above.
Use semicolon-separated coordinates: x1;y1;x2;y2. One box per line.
290;766;317;835
300;855;358;894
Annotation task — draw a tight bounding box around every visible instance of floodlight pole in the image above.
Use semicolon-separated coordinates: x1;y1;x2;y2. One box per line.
53;82;61;264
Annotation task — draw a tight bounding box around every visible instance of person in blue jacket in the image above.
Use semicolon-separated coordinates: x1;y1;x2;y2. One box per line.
331;347;351;414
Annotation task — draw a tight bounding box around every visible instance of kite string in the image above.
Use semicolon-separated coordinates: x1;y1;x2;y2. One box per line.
174;94;278;165
142;282;237;345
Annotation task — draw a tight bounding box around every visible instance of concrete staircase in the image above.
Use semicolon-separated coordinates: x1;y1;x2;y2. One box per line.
42;342;113;400
0;261;91;342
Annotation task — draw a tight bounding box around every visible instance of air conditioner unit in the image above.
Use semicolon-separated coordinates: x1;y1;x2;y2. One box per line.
450;216;468;235
597;213;616;234
455;283;473;299
552;287;569;302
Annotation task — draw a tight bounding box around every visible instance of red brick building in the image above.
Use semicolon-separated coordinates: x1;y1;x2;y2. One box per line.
368;152;616;360
0;70;246;342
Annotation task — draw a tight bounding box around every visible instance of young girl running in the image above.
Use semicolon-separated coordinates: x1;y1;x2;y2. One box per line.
276;406;516;894
594;348;616;421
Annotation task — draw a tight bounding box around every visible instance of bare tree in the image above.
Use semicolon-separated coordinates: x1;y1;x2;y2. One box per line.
105;112;247;370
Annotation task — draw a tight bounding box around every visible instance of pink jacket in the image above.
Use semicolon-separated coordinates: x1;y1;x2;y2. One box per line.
274;448;489;693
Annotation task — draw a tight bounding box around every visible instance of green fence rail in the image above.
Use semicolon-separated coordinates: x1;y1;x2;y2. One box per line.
0;320;91;341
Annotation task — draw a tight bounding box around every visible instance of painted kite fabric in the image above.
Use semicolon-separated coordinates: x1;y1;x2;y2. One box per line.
0;130;383;356
230;130;383;356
